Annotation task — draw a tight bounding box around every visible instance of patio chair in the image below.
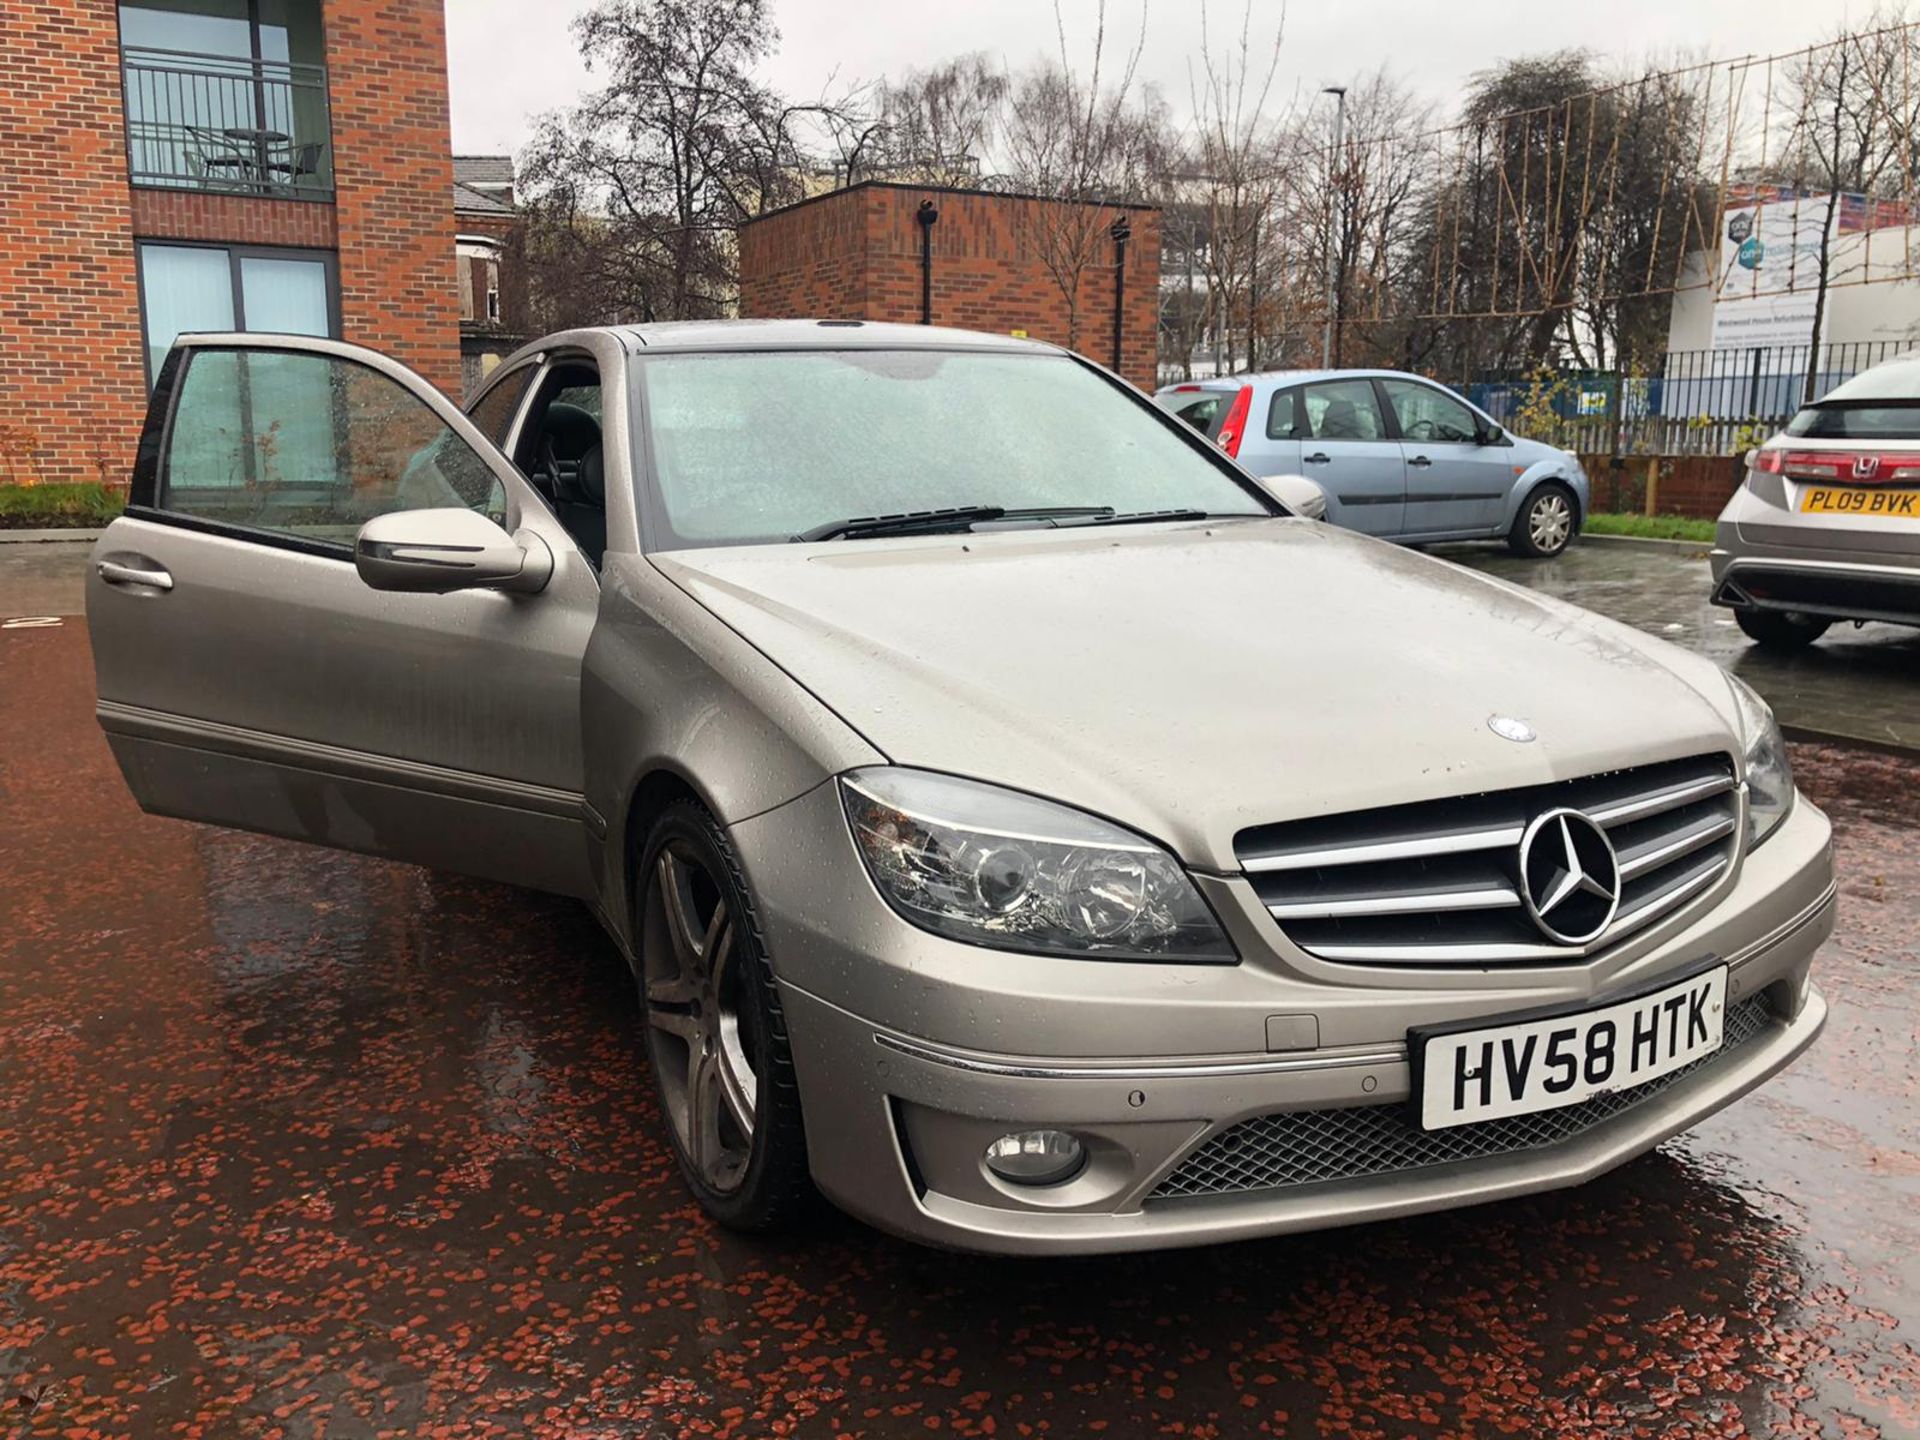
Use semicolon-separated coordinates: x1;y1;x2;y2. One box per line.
266;142;327;189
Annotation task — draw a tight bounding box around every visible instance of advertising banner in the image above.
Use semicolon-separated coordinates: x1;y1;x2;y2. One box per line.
1710;199;1830;360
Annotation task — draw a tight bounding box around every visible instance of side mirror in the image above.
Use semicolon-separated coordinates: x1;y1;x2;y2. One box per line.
1478;423;1505;446
1258;473;1329;521
355;508;554;595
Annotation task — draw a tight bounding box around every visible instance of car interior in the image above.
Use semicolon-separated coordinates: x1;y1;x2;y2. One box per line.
513;361;608;567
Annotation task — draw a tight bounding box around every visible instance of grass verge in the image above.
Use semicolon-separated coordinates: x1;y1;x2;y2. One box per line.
1584;512;1716;544
0;483;126;530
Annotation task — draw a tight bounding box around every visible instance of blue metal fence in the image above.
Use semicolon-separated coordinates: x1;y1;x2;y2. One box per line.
1459;342;1910;454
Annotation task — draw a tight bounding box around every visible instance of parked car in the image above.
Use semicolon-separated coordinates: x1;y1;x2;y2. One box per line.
89;322;1830;1255
1156;369;1589;557
1713;354;1920;649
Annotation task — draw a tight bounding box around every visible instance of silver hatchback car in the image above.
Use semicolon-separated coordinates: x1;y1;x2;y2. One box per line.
1713;355;1920;649
89;322;1830;1254
1157;370;1591;557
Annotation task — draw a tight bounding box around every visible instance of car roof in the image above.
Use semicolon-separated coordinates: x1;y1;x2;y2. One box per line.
1155;368;1439;395
611;319;1063;356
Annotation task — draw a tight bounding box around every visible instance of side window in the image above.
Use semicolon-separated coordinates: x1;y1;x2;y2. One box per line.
467;366;536;449
159;348;508;546
1266;388;1303;440
1301;380;1387;442
1381;379;1481;444
1174;395;1223;435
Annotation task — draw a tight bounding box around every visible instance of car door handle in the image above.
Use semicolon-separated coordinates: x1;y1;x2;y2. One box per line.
1408;455;1433;468
1304;452;1331;465
97;560;174;592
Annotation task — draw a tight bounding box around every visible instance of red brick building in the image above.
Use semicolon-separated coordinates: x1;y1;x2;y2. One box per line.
739;182;1161;393
0;0;461;488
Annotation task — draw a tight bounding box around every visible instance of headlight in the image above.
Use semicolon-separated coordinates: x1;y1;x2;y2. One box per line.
1727;675;1794;848
839;768;1234;961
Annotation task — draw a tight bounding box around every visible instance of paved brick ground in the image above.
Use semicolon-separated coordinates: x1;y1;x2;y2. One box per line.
2;624;1918;1437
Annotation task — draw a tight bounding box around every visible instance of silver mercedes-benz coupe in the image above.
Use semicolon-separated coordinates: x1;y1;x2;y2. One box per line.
88;321;1834;1254
1713;354;1920;649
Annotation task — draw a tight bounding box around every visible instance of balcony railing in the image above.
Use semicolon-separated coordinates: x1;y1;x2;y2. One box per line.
122;45;333;199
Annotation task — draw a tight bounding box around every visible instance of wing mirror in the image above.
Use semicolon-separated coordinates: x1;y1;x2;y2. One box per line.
355;508;554;595
1257;473;1329;521
1477;422;1506;446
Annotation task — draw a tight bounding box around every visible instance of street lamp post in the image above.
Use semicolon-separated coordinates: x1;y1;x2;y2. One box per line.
1321;85;1347;370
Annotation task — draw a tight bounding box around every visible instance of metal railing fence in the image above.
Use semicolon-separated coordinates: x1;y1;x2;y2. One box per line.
121;45;332;197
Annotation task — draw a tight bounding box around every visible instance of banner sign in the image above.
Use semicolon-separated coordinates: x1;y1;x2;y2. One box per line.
1710;199;1830;359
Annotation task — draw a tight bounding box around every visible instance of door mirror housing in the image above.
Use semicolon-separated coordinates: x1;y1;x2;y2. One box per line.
1257;473;1329;521
355;508;554;595
1477;422;1506;446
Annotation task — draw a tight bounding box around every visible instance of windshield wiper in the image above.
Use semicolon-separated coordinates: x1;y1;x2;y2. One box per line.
793;506;1007;542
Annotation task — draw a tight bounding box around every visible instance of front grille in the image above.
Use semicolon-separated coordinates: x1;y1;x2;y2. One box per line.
1150;994;1773;1202
1238;754;1739;965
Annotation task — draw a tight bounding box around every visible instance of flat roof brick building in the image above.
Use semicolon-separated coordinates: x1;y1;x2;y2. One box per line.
739;182;1161;393
0;0;462;488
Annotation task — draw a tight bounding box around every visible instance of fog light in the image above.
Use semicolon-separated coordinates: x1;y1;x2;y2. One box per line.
984;1130;1086;1187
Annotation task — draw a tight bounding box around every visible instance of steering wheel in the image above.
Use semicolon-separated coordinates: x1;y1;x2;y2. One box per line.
1404;418;1439;441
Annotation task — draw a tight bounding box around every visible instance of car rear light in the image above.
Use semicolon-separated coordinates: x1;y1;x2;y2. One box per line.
1753;449;1920;483
1217;385;1253;458
1170;384;1204;393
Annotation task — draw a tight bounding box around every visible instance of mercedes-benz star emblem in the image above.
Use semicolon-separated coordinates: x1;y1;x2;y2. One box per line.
1518;808;1621;946
1488;715;1537;743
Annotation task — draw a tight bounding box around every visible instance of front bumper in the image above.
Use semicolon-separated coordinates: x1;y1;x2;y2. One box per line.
735;783;1835;1255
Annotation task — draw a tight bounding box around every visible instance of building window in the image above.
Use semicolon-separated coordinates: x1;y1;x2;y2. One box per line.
138;242;336;385
120;1;333;196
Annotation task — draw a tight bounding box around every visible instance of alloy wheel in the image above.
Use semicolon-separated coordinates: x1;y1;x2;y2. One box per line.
1529;492;1573;553
641;842;759;1193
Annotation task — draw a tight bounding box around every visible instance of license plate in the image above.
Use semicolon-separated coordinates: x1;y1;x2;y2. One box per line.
1800;485;1920;517
1412;965;1728;1131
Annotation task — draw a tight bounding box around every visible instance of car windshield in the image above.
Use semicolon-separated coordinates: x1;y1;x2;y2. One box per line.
634;349;1270;546
1785;400;1920;441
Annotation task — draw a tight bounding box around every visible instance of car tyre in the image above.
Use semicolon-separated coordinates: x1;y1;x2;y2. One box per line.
1734;607;1832;651
636;799;813;1232
1507;481;1579;558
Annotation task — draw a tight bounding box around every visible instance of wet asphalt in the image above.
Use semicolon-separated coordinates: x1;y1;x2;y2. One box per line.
3;542;1919;1438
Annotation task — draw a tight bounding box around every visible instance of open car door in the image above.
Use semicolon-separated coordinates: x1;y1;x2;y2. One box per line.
87;334;601;898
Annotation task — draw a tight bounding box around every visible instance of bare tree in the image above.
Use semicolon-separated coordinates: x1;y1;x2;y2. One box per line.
1777;12;1920;397
1164;0;1292;375
999;1;1169;351
1276;69;1436;369
858;54;1009;184
519;0;850;326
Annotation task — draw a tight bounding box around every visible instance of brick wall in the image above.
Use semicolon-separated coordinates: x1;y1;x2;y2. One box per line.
740;182;1163;392
0;0;462;489
0;0;147;487
1583;454;1743;519
324;0;461;396
131;190;339;249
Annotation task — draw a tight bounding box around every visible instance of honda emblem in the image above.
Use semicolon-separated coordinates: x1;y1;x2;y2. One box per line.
1854;454;1881;480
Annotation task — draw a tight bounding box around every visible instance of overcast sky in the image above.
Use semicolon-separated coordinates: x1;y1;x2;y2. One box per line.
446;0;1856;161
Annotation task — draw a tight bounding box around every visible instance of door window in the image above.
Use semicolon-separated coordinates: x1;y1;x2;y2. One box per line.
1301;380;1387;441
1267;389;1304;439
467;365;537;448
159;348;506;546
1380;379;1482;443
